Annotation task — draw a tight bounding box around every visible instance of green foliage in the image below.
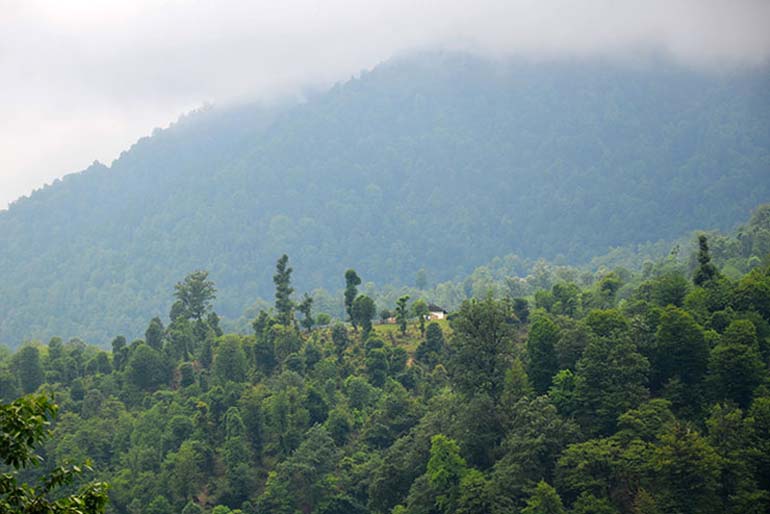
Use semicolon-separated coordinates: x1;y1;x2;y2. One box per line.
352;295;377;338
396;296;411;336
126;343;169;391
0;251;768;513
574;336;650;435
273;254;295;326
694;235;719;287
492;396;578;507
345;269;362;323
527;315;560;394
708;320;766;408
427;435;467;513
652;422;721;514
448;297;513;402
0;394;109;513
653;306;709;405
145;317;165;350
649;272;690;308
174;270;217;321
3;55;770;345
416;322;446;369
520;481;566;514
213;335;248;384
297;292;314;331
12;345;44;394
413;299;429;337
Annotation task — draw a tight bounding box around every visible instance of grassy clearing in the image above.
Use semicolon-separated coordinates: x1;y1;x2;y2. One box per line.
372;319;451;353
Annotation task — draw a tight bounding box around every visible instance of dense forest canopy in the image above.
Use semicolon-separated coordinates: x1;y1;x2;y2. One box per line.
1;51;770;345
1;228;770;513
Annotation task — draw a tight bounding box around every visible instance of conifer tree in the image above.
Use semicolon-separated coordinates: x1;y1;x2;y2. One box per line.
395;295;410;336
298;293;314;331
273;254;295;326
694;235;718;286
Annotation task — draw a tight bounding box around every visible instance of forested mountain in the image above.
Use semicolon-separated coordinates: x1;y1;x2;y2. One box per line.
2;51;770;345
2;239;770;514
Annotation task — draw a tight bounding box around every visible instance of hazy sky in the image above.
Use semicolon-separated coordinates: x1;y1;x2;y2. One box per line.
2;0;769;209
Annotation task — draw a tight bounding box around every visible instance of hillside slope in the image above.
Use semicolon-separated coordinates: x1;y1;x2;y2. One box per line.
1;51;769;345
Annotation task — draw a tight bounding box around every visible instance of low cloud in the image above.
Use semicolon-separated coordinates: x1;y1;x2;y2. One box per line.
2;0;769;208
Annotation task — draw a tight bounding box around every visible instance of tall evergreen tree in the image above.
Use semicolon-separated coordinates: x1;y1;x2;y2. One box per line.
694;235;719;286
395;295;410;336
273;255;295;326
344;269;362;323
297;293;314;331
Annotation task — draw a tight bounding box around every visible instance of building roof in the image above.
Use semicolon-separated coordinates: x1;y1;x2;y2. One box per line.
427;304;447;313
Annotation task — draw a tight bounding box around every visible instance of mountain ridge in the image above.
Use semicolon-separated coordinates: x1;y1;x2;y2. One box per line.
1;51;769;345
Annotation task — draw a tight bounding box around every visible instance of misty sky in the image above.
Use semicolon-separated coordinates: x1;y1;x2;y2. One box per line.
2;0;769;210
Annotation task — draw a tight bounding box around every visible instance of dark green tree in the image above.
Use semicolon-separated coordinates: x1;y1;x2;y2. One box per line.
512;298;530;323
732;268;770;321
125;344;168;391
653;306;709;394
652;422;721;514
694;235;719;286
260;425;337;513
144;316;164;351
527;315;560;394
416;322;446;369
365;347;390;387
449;297;513;402
325;407;352;446
213;335;247;384
331;324;349;360
574;336;650;435
297;292;314;331
274;254;295;326
395;295;411;336
352;295;377;338
552;282;581;317
0;369;19;401
344;269;362;323
708;320;765;408
111;336;128;372
649;272;689;307
492;396;578;506
555;323;594;371
174;270;216;321
12;346;44;394
412;299;430;337
206;311;223;337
